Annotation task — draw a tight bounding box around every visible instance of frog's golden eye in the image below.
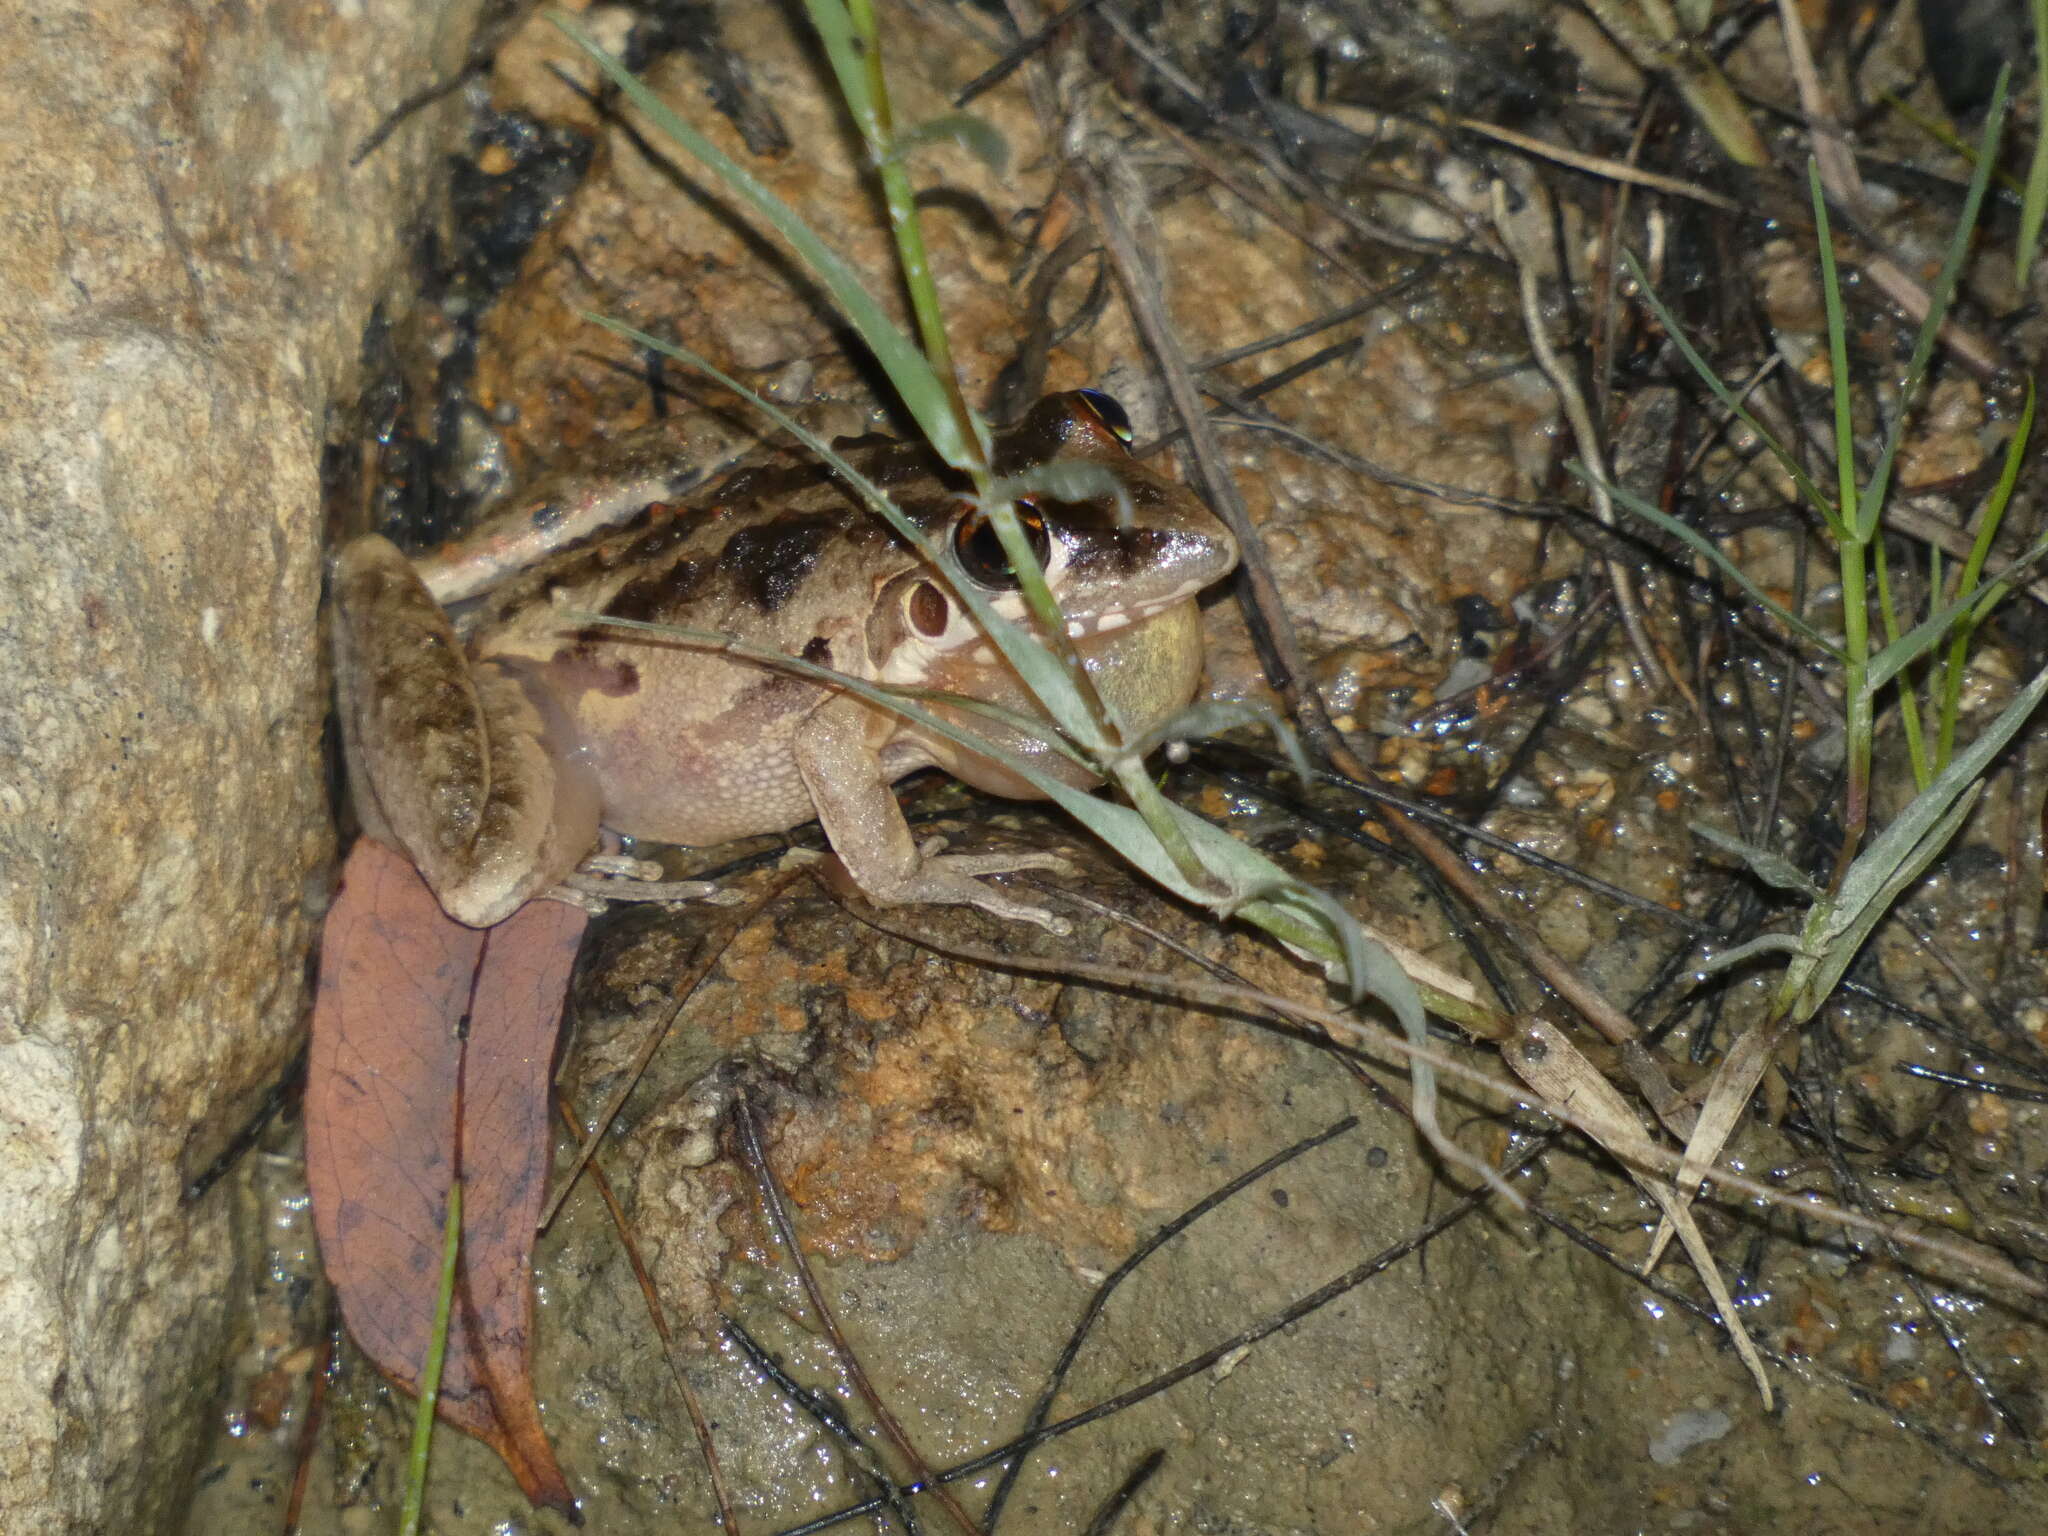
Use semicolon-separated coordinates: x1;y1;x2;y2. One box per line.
1076;388;1134;446
952;499;1051;590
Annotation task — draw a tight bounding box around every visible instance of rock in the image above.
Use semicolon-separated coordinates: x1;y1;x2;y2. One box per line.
0;1;485;1529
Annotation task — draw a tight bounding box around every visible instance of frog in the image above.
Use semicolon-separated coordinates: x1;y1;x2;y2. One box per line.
329;388;1240;933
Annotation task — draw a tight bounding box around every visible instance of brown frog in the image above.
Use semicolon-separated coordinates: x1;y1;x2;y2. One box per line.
331;389;1239;930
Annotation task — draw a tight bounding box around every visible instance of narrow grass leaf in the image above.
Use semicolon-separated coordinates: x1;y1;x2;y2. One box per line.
1690;822;1822;896
1623;251;1834;519
1797;785;1981;1015
990;462;1135;528
1694;932;1806;973
1853;75;2008;542
550;12;971;468
1797;660;2048;1012
1940;382;2038;760
892;112;1011;175
2020;0;2048;285
1582;467;1835;651
1866;532;2048;696
1811;160;1859;540
399;1180;462;1536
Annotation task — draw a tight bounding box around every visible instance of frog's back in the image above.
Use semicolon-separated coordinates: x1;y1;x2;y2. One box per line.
468;453;936;848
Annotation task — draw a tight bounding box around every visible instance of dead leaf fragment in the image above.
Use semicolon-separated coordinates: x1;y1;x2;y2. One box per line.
307;838;587;1512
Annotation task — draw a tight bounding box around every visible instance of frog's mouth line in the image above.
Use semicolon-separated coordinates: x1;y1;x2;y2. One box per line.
1058;583;1204;638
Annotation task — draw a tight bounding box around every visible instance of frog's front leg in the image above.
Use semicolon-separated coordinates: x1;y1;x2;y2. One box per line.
793;693;1073;935
332;535;603;928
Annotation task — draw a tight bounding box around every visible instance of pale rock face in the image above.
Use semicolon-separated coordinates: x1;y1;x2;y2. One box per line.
0;1;487;1528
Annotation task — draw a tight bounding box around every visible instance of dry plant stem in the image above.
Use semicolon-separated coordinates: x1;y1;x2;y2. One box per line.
952;0;1108;106
1088;150;1687;1122
1092;2;1474;258
1377;801;1691;1133
282;1309;335;1536
540;872;799;1231
733;1095;990;1536
554;1093;742;1535
1998;719;2048;987
1451;115;1742;213
895;934;2046;1304
1577;0;1768;166
1773;0;1863;210
1081;166;1331;733
1490;178;1685;706
1080;1451;1166;1535
1886;499;2048;610
1143;110;1383;288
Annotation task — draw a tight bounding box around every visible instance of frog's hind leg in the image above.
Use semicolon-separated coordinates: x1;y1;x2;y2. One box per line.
331;535;602;929
793;694;1074;934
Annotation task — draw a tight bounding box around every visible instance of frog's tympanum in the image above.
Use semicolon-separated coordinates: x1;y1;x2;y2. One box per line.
331;390;1239;929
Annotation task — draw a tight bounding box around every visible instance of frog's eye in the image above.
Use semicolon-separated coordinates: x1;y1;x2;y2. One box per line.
952;499;1052;590
1075;388;1134;446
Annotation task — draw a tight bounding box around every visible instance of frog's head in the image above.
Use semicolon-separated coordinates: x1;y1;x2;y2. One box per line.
871;390;1239;794
872;390;1238;669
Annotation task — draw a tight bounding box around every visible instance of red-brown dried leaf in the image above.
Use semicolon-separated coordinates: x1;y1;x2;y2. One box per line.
306;838;586;1513
458;893;588;1508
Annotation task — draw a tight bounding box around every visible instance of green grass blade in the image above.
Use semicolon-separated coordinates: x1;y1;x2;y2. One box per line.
1870;537;1932;787
1940;382;2039;759
803;0;984;461
1853;74;2009;543
1812;160;1860;542
1690;822;1823;896
1624;250;1835;522
2020;0;2048;285
1796;784;1980;1016
891;112;1011;174
1580;465;1838;653
1818;660;2048;972
399;1179;462;1536
1865;535;2048;695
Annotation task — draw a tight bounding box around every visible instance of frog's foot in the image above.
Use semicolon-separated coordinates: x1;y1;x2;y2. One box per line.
561;856;724;908
579;852;668;883
332;535;603;929
853;838;1075;934
795;696;1074;934
912;836;1075;882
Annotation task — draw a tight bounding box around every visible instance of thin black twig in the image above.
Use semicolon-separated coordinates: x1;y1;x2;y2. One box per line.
769;1147;1532;1536
1080;1449;1165;1535
734;1094;988;1536
981;1116;1361;1529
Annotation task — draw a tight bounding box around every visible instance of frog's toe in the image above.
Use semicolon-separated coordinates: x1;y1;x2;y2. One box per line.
867;850;1074;934
579;851;668;883
912;837;1076;881
561;869;722;906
